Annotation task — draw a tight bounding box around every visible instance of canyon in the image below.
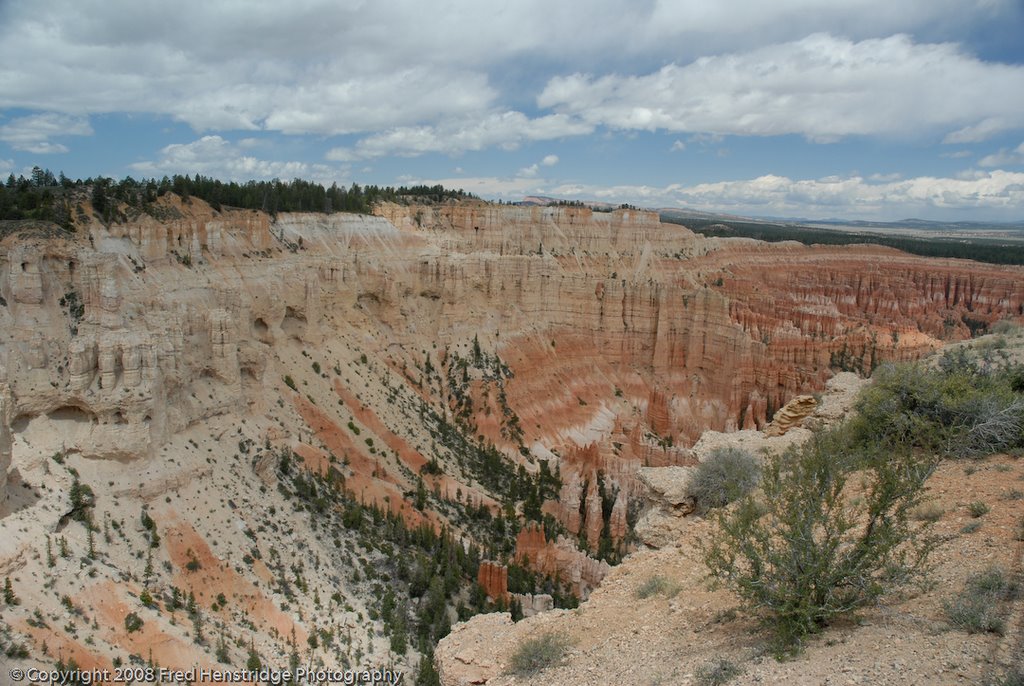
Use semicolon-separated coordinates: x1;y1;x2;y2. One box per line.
1;194;1022;677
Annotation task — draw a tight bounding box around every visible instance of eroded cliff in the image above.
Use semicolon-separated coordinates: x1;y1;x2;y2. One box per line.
1;196;1022;676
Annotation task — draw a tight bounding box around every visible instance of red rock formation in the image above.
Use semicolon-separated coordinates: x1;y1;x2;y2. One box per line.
477;561;508;601
515;522;610;598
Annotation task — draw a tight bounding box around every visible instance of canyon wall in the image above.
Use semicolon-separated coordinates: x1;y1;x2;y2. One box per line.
2;197;1023;538
1;196;1023;675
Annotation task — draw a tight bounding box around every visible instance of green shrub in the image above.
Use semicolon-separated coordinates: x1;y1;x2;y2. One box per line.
283;376;297;391
687;447;761;513
850;351;1024;459
990;320;1021;336
945;567;1020;635
694;658;742;686
635;575;681;599
703;428;937;654
507;633;570;676
124;612;144;633
968;501;990;517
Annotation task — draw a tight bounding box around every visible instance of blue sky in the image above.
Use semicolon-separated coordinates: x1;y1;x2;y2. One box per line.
2;0;1024;221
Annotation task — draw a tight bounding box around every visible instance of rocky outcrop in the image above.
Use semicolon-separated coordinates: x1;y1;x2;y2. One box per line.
7;246;43;304
764;394;817;436
633;466;697;549
639;373;868;549
478;561;508;601
511;592;553;618
515;522;610;598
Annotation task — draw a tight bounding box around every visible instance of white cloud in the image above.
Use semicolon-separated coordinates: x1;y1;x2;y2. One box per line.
327;112;591;160
518;164;540;178
130;136;345;184
978;142;1024;167
943;118;1011;144
0;112;93;153
0;159;13;175
517;153;560;179
0;0;1013;148
538;171;1024;219
538;34;1024;142
670;140;686;152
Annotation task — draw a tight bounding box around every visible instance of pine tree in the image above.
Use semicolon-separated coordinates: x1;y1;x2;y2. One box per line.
4;577;19;605
216;627;230;664
288;626;300;671
246;639;261;670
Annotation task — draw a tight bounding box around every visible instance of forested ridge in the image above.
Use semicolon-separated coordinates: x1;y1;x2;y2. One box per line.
0;166;474;229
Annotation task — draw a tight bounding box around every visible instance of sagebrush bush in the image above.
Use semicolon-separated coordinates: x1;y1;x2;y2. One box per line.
635;575;681;599
704;428;937;654
694;657;742;686
990;320;1021;336
968;501;990;517
912;502;944;522
508;633;570;676
851;350;1024;459
687;447;761;513
945;567;1020;635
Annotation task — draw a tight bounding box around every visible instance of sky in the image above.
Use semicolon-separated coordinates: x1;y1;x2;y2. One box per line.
2;0;1024;221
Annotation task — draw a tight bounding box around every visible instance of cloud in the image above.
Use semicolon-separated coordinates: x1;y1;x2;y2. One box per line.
537;171;1024;219
518;164;540;178
327;112;591;160
978;142;1024;167
538;33;1024;142
943;118;1011;144
0;0;1013;148
0;158;12;175
670;140;686;152
0;112;93;153
517;153;561;178
941;150;973;159
130;136;345;184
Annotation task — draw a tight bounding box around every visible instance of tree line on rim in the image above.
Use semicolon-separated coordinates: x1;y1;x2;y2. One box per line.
1;166;476;228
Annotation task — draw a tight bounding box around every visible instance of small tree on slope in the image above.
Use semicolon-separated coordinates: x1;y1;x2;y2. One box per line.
703;427;938;655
